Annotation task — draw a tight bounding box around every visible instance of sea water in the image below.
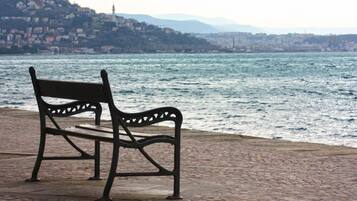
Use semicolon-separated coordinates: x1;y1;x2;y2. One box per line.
0;53;356;147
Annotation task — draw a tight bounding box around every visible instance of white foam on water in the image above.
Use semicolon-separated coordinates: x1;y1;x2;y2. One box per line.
0;53;356;148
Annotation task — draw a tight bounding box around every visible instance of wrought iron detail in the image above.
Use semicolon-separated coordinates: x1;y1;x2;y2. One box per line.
119;107;182;127
46;101;101;117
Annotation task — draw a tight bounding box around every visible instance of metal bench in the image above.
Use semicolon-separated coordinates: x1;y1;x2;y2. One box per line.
26;67;183;200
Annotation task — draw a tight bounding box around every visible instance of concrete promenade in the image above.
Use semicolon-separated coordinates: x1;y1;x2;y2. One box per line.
0;108;356;201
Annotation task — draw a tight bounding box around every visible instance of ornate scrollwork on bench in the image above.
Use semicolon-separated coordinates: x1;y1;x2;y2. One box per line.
119;107;183;127
45;101;102;117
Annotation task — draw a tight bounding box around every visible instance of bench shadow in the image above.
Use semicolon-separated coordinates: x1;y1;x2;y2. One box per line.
2;179;171;201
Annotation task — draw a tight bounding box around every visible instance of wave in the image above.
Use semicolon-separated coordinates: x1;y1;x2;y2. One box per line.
1;52;357;148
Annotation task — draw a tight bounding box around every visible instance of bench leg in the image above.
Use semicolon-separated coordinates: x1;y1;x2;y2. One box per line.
97;142;119;201
167;132;182;200
26;131;46;182
89;140;101;180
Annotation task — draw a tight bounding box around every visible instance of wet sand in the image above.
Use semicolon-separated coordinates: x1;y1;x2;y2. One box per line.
0;108;356;201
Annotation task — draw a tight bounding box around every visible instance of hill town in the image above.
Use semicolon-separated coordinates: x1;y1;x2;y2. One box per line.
0;0;214;54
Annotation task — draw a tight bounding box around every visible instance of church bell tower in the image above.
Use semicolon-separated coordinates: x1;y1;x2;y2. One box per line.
112;3;116;21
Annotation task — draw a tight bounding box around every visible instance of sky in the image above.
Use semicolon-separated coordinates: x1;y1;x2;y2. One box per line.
69;0;357;28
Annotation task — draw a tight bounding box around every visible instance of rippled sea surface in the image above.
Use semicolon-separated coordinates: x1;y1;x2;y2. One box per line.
0;53;356;147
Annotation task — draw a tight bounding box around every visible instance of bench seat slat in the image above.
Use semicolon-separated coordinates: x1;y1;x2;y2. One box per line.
76;124;163;138
46;127;114;142
45;124;173;145
49;127;144;142
46;126;175;148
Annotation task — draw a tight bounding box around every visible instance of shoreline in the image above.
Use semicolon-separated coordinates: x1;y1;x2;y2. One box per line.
2;106;356;149
1;106;356;158
1;51;357;56
0;107;356;200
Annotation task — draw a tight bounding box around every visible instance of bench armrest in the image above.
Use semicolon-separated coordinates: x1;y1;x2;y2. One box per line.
118;107;183;128
45;101;102;118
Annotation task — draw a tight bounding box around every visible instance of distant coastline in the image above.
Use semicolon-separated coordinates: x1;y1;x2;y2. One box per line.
2;32;357;54
1;48;357;55
2;1;357;55
195;32;357;53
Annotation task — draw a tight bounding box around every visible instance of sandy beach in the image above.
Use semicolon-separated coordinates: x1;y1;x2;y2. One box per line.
0;107;356;201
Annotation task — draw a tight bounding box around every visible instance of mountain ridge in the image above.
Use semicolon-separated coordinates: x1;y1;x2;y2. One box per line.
118;13;261;34
118;13;220;34
132;13;357;35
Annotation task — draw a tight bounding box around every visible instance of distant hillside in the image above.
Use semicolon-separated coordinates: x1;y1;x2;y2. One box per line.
118;13;220;34
120;13;261;34
156;14;238;25
0;0;215;54
156;14;262;33
156;14;357;35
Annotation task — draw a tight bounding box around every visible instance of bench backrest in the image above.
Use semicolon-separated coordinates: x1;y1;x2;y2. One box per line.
36;79;107;102
29;67;109;103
